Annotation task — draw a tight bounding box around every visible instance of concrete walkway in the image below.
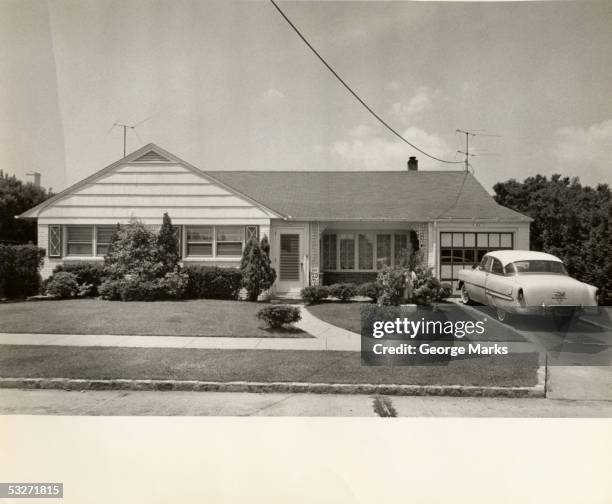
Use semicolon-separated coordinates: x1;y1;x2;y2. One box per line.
2;388;611;417
0;306;361;352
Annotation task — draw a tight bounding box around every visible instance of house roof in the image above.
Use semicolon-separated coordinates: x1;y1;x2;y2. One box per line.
19;143;531;222
205;170;532;222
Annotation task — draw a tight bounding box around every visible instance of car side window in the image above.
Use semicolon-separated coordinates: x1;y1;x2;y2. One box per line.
491;258;504;275
479;256;489;270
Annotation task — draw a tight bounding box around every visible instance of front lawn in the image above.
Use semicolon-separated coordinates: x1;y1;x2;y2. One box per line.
0;299;311;338
307;302;366;334
0;345;539;387
307;302;528;342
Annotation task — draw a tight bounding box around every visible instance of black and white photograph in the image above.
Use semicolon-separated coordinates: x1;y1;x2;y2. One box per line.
1;0;611;502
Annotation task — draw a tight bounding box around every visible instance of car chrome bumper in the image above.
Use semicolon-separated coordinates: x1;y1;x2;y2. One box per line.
509;305;600;316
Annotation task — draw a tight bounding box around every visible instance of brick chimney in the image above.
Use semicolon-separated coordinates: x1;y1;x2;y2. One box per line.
407;157;418;171
26;172;41;187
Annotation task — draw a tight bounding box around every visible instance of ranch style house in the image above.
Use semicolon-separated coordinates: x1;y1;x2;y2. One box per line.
19;143;532;294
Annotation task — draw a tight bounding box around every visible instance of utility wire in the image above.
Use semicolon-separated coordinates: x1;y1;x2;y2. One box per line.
269;0;463;165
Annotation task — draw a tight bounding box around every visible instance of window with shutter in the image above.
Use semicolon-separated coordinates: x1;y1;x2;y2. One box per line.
173;226;182;258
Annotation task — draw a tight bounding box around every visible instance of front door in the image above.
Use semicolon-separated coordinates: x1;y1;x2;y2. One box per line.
275;229;306;293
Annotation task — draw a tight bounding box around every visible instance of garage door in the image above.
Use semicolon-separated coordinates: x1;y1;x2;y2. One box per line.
440;232;513;292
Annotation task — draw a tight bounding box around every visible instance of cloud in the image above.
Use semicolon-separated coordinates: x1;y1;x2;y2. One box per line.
553;119;612;185
385;81;401;93
390;86;439;123
330;125;454;170
263;88;285;101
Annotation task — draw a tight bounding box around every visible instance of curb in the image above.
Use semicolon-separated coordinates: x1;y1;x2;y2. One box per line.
0;369;546;398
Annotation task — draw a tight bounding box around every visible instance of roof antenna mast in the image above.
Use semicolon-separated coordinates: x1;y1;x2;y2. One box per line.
456;129;501;172
109;117;151;157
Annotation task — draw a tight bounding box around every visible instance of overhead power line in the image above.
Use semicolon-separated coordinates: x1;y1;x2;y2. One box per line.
269;0;463;165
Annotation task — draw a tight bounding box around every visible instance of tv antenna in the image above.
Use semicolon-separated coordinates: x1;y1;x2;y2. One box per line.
108;117;151;157
456;129;501;172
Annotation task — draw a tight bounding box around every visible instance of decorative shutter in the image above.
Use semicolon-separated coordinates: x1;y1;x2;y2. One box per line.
173;226;182;258
245;225;259;242
48;225;62;257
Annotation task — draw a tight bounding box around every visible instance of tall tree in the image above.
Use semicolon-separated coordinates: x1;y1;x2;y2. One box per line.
0;171;52;244
494;174;612;304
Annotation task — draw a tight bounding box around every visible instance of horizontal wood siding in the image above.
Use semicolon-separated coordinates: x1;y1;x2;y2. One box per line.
77;184;229;195
55;195;253;207
38;161;274;222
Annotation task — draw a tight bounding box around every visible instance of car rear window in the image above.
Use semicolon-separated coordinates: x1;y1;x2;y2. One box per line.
512;260;567;274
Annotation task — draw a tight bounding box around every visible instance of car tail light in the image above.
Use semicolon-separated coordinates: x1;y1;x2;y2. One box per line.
518;289;524;303
595;290;599;305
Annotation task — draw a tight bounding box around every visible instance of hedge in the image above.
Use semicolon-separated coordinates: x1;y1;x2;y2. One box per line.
183;266;243;300
0;244;45;298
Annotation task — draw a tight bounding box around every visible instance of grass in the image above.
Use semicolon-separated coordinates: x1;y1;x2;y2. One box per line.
307;302;366;334
0;345;539;387
0;299;311;338
307;301;529;342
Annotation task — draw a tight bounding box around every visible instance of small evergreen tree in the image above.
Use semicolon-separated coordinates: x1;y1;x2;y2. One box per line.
240;235;277;301
156;213;180;272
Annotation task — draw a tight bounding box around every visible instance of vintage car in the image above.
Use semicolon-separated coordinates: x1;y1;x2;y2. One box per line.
457;250;599;322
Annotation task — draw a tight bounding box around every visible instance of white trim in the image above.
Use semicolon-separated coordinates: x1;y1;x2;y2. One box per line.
183;224;247;260
322;229;415;273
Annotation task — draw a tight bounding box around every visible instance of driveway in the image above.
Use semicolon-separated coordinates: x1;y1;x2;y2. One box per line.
453;301;612;400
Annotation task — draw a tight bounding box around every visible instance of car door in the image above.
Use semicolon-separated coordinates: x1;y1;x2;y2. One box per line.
469;255;491;303
485;258;513;303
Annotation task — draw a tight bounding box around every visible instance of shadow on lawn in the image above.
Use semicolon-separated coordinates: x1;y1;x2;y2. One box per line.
261;326;313;338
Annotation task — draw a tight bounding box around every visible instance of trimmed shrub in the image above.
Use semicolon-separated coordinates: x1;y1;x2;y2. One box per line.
103;219;160;280
328;283;358;302
377;267;407;306
184;266;242;300
0;244;45;298
118;277;164;302
45;271;79;298
52;262;105;296
358;282;381;303
256;305;301;328
160;270;189;299
99;279;123;301
411;264;452;305
98;271;188;302
240;236;276;301
300;285;329;304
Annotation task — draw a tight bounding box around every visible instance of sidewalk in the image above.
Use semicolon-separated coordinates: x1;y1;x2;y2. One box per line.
0;306;361;352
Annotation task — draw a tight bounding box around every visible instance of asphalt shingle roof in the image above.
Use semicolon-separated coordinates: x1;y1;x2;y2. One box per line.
205;170;531;222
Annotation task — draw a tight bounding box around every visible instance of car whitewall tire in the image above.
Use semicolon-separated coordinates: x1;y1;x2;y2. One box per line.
460;284;472;305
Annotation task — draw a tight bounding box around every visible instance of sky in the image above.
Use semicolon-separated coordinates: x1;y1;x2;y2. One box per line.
1;0;611;194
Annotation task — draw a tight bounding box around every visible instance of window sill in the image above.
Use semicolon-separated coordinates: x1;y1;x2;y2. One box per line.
182;257;241;262
63;256;104;262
